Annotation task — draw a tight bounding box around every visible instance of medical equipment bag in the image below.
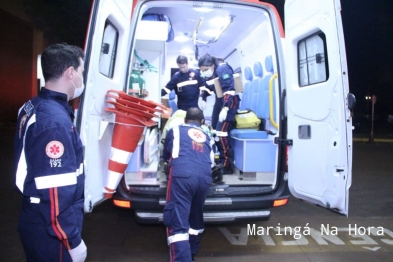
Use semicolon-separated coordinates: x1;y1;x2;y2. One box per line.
234;110;262;129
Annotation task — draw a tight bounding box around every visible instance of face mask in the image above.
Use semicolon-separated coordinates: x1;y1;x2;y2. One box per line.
203;68;213;78
71;71;85;99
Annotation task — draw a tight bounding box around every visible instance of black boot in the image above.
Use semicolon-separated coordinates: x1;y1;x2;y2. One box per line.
212;164;224;183
223;166;233;175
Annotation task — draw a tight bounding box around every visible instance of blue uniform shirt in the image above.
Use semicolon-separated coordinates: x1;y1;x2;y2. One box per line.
162;69;205;111
202;62;235;107
163;123;213;174
14;88;85;250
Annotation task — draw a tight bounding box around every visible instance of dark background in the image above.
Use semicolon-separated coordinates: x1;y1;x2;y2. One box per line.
21;0;393;117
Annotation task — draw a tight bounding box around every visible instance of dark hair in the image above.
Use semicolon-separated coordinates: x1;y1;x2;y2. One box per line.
41;43;85;82
198;54;224;67
198;54;215;67
176;55;188;65
185;107;204;122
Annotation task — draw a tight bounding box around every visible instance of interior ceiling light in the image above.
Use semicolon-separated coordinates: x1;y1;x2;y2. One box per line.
192;14;234;45
175;33;190;42
180;47;194;55
204;29;220;37
193;7;213;13
209;15;234;44
209;17;231;26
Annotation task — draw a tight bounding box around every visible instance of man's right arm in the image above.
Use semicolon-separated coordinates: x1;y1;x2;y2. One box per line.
161;74;178;96
26;125;86;258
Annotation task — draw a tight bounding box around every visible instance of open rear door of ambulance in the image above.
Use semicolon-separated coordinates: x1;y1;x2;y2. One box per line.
76;0;134;212
285;0;352;215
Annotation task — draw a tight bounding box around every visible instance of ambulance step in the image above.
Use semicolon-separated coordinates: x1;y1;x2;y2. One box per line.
135;210;270;223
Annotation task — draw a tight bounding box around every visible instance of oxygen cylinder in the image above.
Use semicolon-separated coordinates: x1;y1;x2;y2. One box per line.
128;62;145;98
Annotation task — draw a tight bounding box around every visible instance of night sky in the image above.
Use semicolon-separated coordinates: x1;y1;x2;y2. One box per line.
24;0;393;114
268;0;393;115
341;0;393;114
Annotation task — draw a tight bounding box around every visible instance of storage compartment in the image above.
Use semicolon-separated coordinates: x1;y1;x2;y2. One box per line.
231;134;277;172
136;21;169;41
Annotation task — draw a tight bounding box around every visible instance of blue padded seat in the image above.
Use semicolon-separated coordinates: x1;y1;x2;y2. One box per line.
239;66;253;110
249;62;263;115
260;55;276;120
230;60;276;172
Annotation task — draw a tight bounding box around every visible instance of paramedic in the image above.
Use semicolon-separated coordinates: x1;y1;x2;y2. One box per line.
163;107;214;262
14;43;87;262
198;56;224;129
161;55;205;111
198;54;240;174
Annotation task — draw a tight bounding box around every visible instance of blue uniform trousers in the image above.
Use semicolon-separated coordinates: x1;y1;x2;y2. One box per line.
164;169;212;262
211;97;223;130
216;95;240;167
18;197;73;262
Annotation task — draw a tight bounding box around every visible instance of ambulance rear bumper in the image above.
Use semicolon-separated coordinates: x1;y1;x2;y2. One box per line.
135;210;270;224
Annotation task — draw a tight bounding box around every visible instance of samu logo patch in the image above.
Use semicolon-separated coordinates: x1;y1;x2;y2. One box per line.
46;141;64;159
187;128;206;143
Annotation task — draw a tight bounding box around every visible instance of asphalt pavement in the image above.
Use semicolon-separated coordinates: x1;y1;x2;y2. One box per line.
1;125;393;262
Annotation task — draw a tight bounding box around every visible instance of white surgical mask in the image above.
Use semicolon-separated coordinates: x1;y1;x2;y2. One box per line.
203;68;213;78
71;71;85;99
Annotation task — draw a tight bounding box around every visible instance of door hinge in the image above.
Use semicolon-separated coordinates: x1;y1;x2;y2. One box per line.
274;137;293;146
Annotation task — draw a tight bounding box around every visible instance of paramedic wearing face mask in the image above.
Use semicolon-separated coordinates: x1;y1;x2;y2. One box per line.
161;55;206;111
14;43;87;262
163;107;214;262
198;56;225;129
198;54;240;174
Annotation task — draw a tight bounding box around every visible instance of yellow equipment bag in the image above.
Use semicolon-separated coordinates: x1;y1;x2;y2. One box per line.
234;110;261;129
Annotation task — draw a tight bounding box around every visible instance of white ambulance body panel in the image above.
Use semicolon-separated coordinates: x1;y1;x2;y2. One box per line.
79;0;134;212
78;0;353;219
285;0;352;215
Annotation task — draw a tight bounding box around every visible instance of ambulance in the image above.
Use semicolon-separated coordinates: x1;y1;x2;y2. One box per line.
76;0;355;223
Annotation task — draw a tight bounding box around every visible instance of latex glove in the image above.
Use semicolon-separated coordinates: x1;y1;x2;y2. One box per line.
198;97;206;110
69;240;87;262
218;107;229;122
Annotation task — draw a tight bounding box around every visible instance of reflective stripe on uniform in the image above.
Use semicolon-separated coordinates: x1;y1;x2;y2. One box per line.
223;90;235;96
172;126;180;158
206;79;215;86
177;79;197;88
210;148;215;168
35;172;77;189
76;163;84;176
167;233;189;245
163;87;171;94
16;114;36;193
199;86;214;95
30;197;40;204
189;228;204;235
215;131;228;137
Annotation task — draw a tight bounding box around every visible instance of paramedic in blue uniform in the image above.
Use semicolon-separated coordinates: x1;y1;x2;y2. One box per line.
198;54;240;174
14;43;87;262
163;107;214;262
198;56;224;129
161;55;206;111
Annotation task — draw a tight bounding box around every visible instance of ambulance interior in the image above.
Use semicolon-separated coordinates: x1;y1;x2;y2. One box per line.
110;1;281;188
